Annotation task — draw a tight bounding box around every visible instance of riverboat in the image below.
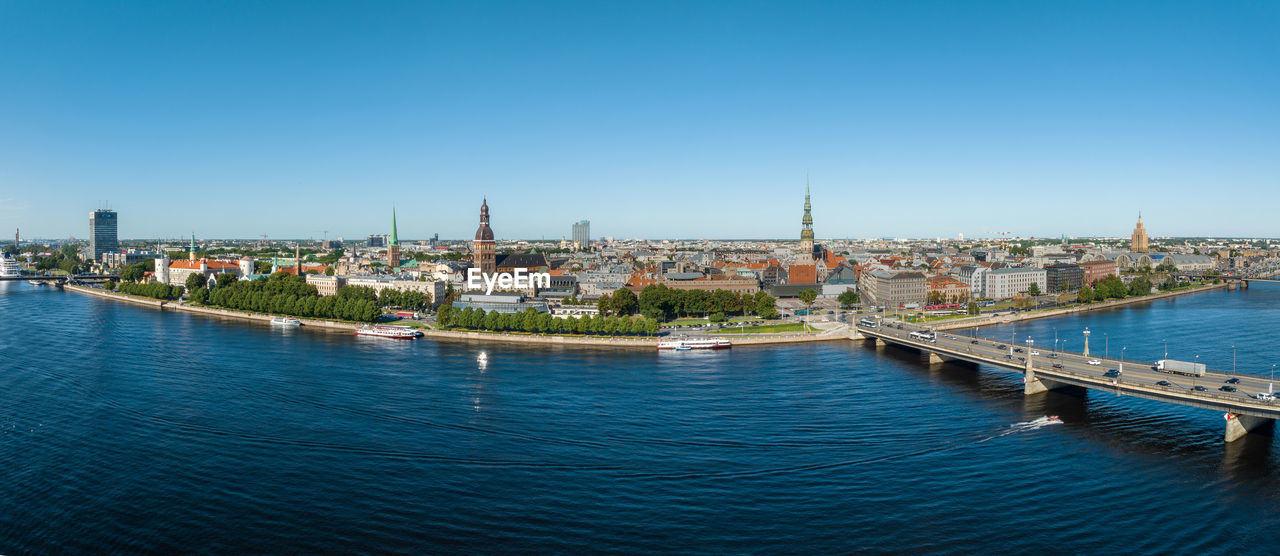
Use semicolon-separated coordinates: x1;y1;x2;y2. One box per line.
0;255;20;278
355;325;423;339
270;317;303;327
657;338;732;351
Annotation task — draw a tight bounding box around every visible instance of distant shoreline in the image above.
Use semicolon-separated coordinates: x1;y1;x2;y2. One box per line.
929;282;1229;332
63;285;843;349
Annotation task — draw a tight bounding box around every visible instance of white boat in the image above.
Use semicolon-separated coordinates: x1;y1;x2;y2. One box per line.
657;338;733;350
355;324;423;339
0;255;20;278
270;317;302;326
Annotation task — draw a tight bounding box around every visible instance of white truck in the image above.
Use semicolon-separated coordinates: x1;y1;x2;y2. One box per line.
1154;359;1206;377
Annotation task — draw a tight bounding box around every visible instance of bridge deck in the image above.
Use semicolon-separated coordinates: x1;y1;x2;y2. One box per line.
860;324;1280;420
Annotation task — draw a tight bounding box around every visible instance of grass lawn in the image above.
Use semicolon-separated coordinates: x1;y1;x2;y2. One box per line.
718;322;817;334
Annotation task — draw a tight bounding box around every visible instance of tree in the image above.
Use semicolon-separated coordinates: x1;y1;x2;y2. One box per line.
610;288;638;316
1027;282;1040;297
1078;285;1094;303
596;292;612;317
837;290;860;308
216;273;238;288
185;273;208;291
967;301;980;315
1128;276;1153;297
709;312;727;323
798;288;818;309
104;280;117;291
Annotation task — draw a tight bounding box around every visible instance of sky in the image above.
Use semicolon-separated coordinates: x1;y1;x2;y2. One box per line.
0;1;1277;241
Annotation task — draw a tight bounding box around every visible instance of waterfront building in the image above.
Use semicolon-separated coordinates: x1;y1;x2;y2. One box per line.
89;209;118;262
550;303;599;318
799;180;815;262
1131;214;1150;252
163;259;244;286
954;265;990;297
572;220;590;251
1044;264;1084;293
102;249;158;269
388;208;401;273
982;267;1047;299
345;275;446;305
473;198;496;276
1078;260;1119;284
453;293;548;314
860;270;926;307
926;275;971;303
658;273;760;294
1163;254;1215;272
305;274;347;296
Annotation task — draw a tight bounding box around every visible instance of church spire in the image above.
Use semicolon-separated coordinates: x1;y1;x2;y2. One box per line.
389;206;399;247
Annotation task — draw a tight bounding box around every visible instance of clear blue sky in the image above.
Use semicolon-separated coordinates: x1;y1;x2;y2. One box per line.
1;1;1276;241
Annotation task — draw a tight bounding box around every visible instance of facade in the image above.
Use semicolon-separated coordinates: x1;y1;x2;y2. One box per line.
103;249;157;269
787;263;817;285
658;274;760;294
366;234;387;248
1131;215;1149;252
860;270;926;307
550;304;600;318
473;198;496;276
345;276;446;306
305;274;347;296
453;293;548;314
160;258;245;286
1044;264;1084;293
1163;254;1215;272
799;181;815;261
572;220;590;250
925;275;971;303
983;267;1047;299
954;265;989;297
1078;260;1119;284
89;209;118;262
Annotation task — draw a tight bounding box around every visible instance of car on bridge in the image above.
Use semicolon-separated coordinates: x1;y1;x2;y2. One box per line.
1192;385;1208;392
997;344;1007;350
1104;369;1120;378
970;340;979;344
1156;380;1172;386
1030;351;1040;356
1087;359;1101;366
1225;378;1241;384
1052;363;1064;369
1220;385;1238;392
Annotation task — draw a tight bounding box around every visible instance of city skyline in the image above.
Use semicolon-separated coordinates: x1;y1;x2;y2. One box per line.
2;2;1277;239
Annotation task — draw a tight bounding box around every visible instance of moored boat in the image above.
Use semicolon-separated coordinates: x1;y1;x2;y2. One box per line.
0;255;20;278
355;324;423;339
657;338;732;351
270;316;303;326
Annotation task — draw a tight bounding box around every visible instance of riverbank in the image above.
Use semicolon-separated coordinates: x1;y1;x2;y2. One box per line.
66;285;843;349
928;282;1228;332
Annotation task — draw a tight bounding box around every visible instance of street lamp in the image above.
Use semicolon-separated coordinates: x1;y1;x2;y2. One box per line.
1083;327;1091;357
1120;346;1127;373
1104;332;1109;359
1163;338;1167;361
1232;345;1237;375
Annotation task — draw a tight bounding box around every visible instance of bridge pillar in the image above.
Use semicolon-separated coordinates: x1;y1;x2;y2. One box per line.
875;338;887;348
1224;413;1274;443
1243;280;1249;289
928;352;945;364
1023;360;1067;395
1227;282;1237;291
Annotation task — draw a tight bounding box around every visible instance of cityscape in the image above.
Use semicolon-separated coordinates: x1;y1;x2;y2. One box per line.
3;1;1280;554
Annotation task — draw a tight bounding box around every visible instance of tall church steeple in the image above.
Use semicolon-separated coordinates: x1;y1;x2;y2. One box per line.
800;176;815;260
473;197;496;276
189;232;197;261
388;205;401;273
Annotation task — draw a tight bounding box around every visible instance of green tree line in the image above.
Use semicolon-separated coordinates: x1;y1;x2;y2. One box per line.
110;281;184;300
437;305;659;336
1077;275;1152;303
192;272;383;322
596;285;777;321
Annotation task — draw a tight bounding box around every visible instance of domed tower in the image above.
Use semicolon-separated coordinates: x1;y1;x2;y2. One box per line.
473;198;496;276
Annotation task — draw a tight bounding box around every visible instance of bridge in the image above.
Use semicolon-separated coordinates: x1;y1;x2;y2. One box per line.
855;322;1280;443
0;274;117;286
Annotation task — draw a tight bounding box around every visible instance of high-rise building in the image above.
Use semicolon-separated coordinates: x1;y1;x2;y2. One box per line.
388;207;401;273
799;178;814;261
473;198;496;276
367;234;387;248
572;220;590;250
89;209;118;262
1130;214;1149;252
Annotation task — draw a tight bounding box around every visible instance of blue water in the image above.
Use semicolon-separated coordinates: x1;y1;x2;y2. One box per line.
3;282;1280;553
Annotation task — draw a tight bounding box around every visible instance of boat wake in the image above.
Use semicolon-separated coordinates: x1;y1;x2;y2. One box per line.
977;415;1063;443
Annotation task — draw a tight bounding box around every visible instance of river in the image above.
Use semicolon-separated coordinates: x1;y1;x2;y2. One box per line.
2;281;1279;552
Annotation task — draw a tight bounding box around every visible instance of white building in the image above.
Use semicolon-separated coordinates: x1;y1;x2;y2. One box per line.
982;267;1047;299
